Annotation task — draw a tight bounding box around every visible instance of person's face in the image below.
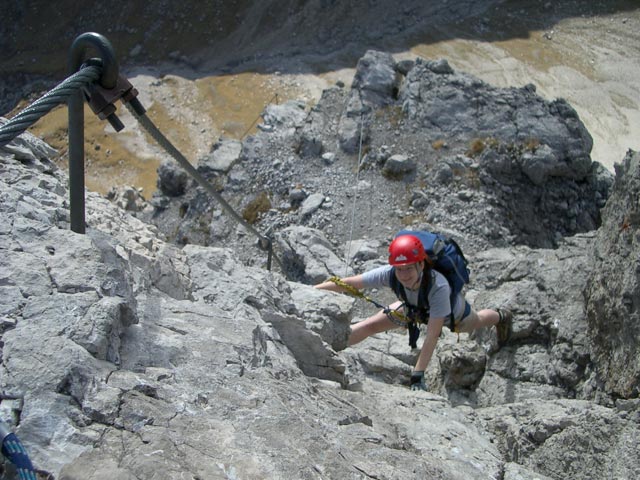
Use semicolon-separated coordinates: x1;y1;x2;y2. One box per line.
395;262;423;289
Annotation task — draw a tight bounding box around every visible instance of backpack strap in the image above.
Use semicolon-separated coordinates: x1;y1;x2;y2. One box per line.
390;267;434;348
390;267;432;321
390;267;456;338
415;269;433;321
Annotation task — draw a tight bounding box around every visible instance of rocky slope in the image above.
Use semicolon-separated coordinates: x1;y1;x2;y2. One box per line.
1;48;640;479
2;0;639;196
145;51;611;259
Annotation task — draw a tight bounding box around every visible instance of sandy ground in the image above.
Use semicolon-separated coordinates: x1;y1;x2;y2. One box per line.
21;4;640;197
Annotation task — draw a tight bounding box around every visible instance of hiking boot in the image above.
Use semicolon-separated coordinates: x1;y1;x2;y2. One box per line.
496;308;513;347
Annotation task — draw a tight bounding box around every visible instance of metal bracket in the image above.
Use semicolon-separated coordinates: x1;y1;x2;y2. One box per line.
81;58;140;131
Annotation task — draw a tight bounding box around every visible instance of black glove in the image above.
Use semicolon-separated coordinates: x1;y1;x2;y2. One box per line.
410;371;427;391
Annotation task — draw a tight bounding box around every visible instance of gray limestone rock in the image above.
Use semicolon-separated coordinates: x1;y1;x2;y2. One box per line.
1;50;638;479
276;225;353;283
585;150;640;399
382;154;416;178
299;192;325;217
351;50;401;107
156;160;188;197
197;138;242;174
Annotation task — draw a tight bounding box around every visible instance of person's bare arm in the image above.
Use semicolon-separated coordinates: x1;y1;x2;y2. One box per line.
414;317;444;372
315;275;365;292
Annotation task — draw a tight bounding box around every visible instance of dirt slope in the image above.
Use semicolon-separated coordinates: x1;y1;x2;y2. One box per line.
2;0;639;195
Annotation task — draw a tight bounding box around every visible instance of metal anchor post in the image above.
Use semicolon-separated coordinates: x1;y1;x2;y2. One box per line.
67;32;119;234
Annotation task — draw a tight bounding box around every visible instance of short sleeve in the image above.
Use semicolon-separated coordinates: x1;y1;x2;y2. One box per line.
427;271;452;319
361;265;394;289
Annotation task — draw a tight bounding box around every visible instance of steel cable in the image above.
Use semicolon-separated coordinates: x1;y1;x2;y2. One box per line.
125;102;283;271
0;66;102;147
0;63;282;272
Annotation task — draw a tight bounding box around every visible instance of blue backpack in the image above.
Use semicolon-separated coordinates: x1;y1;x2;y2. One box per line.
390;230;470;346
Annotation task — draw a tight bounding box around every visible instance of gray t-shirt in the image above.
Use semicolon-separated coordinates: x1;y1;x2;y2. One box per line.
362;265;465;320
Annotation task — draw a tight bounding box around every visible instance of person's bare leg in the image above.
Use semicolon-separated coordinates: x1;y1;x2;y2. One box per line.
349;301;403;346
457;308;512;346
457;309;499;333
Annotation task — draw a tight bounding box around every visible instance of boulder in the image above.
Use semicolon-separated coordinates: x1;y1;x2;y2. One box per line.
197;138;242;174
156;160;188;196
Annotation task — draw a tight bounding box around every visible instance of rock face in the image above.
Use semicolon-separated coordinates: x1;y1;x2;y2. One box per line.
400;59;594;180
586;149;640;399
1;52;639;480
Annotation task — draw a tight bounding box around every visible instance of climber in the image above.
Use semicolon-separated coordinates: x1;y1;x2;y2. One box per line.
315;233;512;391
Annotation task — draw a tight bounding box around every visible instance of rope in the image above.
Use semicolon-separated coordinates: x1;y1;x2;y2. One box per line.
125;102;283;271
343;113;365;276
0;66;102;147
240;93;279;140
327;276;409;325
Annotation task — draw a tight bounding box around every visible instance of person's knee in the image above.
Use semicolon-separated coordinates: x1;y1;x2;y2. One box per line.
478;308;499;326
349;314;392;344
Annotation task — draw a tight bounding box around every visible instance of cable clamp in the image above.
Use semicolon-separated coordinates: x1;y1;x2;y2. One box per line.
81;59;143;131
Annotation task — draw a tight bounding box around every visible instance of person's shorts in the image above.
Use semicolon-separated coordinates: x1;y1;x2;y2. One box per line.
456;301;478;329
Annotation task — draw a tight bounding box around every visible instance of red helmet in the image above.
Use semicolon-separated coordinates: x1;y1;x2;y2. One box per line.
388;235;426;266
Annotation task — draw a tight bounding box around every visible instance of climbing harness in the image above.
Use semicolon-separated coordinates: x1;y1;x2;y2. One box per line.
0;32;282;271
327;276;427;348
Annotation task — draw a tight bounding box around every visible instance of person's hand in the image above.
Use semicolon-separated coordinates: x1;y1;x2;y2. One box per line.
410;371;427;391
